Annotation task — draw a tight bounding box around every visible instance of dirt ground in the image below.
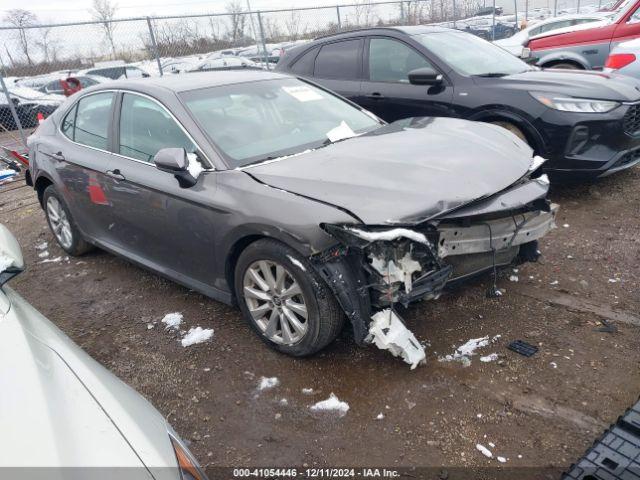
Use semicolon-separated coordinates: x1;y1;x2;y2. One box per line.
1;140;639;474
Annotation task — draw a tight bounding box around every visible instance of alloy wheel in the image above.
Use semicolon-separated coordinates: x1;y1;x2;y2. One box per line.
243;260;308;345
46;196;73;250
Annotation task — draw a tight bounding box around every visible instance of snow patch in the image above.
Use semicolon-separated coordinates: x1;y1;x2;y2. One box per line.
40;256;63;264
376;413;385;420
186;152;204;179
366;309;426;369
161;312;183;330
38;250;49;258
440;335;500;365
347;227;427;245
309;393;349;417
509;275;519;282
301;388;314;395
258;377;280;391
35;242;48;251
497;456;507;463
476;444;493;458
181;327;214;347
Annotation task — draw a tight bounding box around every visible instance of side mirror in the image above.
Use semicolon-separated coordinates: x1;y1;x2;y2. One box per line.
0;224;24;286
408;67;443;86
153;148;197;188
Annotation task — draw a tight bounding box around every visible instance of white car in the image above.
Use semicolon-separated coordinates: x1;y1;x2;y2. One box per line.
495;14;608;56
604;37;640;78
0;223;208;479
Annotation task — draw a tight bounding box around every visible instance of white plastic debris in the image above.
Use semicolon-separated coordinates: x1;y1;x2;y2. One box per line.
550;362;558;369
309;393;349;417
38;250;49;258
287;255;306;271
180;327;214;347
258;376;280;391
608;278;620;283
40;256;63;264
497;456;507;463
563;224;570;228
35;242;48;251
509;275;519;282
366;309;426;369
476;444;493;458
347;227;428;244
301;388;314;395
369;252;422;293
550;280;559;285
161;312;183;330
480;353;499;363
376;413;385;420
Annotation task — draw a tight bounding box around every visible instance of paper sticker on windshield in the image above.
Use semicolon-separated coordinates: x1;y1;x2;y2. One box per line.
282;85;323;102
326;121;356;143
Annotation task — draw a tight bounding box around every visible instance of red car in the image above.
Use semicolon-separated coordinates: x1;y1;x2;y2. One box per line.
527;0;640;69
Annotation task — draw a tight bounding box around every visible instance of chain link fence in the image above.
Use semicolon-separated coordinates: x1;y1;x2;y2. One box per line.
0;0;606;150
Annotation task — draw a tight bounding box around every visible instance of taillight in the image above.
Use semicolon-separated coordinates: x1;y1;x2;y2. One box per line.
605;53;636;70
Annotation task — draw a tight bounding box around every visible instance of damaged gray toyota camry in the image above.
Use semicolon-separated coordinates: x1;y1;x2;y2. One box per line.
27;71;557;367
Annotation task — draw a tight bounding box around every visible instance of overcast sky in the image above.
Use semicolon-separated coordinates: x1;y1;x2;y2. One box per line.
1;0;361;24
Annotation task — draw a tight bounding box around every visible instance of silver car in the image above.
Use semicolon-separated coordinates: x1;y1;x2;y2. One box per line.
604;37;640;77
0;224;207;480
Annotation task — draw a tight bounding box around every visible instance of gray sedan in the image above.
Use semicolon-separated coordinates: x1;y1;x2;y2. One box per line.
0;224;206;479
26;71;556;364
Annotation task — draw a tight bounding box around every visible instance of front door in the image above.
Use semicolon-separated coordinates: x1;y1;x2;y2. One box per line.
103;92;219;291
359;37;455;122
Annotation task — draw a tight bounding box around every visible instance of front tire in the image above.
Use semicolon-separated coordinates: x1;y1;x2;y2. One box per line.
43;185;93;256
490;120;529;144
234;239;344;357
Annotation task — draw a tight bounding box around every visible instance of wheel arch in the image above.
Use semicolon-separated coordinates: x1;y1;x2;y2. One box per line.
34;174;54;207
537;51;589;70
469;108;545;155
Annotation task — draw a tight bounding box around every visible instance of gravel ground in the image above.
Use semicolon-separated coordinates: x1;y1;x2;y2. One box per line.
1;159;639;474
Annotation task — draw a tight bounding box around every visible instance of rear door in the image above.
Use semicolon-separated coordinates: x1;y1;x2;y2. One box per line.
44;91;119;242
359;36;454;122
614;3;640;46
310;38;363;101
103;91;218;290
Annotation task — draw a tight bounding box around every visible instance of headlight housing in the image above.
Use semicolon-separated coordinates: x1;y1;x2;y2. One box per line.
169;433;208;480
530;92;620;113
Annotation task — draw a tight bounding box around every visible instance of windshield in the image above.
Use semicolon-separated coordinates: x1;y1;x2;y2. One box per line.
415;31;532;76
181;78;381;168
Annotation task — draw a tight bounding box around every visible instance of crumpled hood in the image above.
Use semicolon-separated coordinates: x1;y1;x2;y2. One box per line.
246;117;534;224
482;69;640;102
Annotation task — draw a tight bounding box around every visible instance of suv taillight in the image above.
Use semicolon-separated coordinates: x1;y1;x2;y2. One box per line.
605;53;636;70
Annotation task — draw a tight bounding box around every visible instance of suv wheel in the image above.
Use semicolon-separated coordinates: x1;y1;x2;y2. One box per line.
43;185;93;256
234;239;344;356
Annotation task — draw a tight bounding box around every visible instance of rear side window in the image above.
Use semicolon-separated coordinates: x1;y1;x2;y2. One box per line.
314;39;362;80
118;93;196;163
63;92;114;150
289;47;319;75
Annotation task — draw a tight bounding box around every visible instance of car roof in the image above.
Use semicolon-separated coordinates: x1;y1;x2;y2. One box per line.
314;25;454;40
85;70;289;94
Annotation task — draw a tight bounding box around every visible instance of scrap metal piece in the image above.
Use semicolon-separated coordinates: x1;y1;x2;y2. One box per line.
366;309;426;369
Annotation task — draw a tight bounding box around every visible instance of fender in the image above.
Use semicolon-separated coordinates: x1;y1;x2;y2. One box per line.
468;108;546;155
536;50;591;69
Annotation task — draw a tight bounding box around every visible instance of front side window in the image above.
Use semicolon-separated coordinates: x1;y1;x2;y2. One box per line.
314;39;362;80
416;31;531;76
181;78;381;168
119;93;196;163
368;38;433;83
64;92;114;150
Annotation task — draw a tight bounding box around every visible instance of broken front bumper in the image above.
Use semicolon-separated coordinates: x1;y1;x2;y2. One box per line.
437;204;558;281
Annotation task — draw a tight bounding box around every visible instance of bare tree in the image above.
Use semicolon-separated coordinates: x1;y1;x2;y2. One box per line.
226;1;247;43
3;9;37;65
352;0;375;27
35;27;56;63
284;10;305;40
90;0;118;58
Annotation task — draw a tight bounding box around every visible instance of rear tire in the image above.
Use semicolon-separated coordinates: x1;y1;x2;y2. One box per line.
234;239;344;357
43;185;93;256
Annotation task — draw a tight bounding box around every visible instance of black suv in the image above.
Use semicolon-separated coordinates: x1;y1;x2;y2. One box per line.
276;26;640;180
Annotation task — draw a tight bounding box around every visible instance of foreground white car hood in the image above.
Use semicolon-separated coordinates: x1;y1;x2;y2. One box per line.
0;287;179;479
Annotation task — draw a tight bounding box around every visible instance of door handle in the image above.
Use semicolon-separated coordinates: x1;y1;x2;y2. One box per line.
106;169;125;180
366;92;384;100
50;151;65;162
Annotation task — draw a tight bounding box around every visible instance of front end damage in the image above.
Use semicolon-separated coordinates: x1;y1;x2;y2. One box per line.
310;173;558;369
